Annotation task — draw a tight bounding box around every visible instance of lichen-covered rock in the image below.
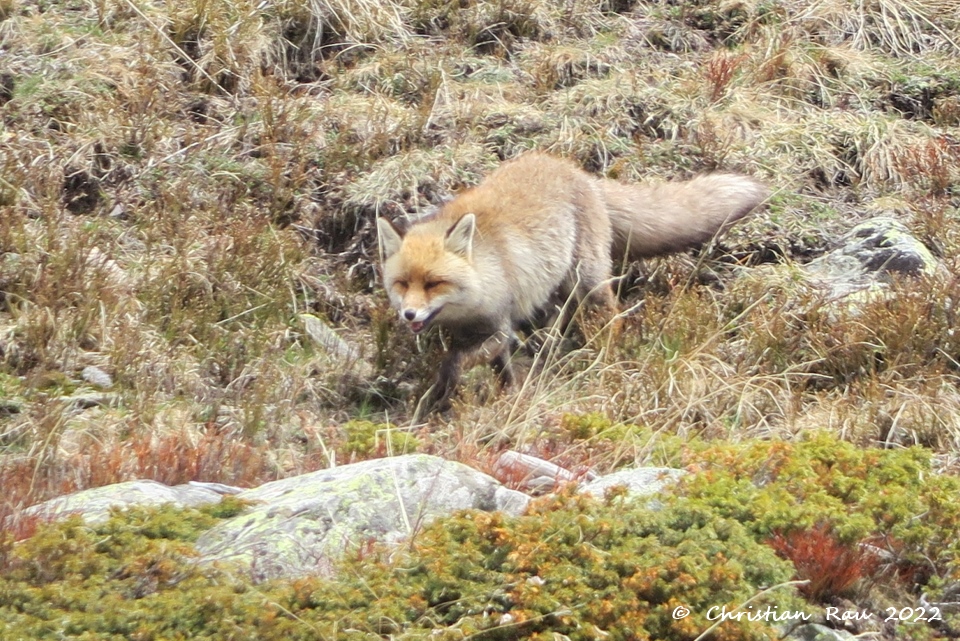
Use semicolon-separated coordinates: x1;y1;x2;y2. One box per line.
195;454;530;581
803;216;939;301
23;480;237;524
732;215;941;323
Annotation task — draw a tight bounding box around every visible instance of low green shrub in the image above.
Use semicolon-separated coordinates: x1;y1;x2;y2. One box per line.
6;432;959;640
682;432;960;632
341;419;422;457
1;489;799;640
288;489;802;641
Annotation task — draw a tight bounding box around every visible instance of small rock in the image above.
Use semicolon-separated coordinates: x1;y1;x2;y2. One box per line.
299;313;372;376
495;450;595;493
0;251;22;276
81;365;113;388
803;216;939;301
580;467;686;499
787;624;856;641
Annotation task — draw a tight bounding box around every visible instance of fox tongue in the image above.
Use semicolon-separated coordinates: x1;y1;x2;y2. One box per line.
410;320;425;333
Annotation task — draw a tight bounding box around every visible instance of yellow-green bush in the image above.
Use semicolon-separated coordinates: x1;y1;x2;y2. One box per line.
6;433;960;639
681;432;960;635
341;419;421;457
1;490;799;640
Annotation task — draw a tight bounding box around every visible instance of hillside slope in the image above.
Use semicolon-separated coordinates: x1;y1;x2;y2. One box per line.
2;0;960;518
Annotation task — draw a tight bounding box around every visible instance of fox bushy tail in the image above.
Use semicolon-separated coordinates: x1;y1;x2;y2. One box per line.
600;174;769;261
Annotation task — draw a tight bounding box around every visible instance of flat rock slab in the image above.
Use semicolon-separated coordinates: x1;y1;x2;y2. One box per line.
580;467;686;499
23;480;236;525
195;454;530;581
787;624;855;641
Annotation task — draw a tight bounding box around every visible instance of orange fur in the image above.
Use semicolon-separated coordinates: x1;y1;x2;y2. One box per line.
377;152;768;415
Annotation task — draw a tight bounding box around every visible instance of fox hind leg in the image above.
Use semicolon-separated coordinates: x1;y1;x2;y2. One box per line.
558;260;620;338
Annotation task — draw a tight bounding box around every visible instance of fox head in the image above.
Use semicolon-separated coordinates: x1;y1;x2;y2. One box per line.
376;214;479;334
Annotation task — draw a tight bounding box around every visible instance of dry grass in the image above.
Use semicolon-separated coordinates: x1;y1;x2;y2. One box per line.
2;0;960;527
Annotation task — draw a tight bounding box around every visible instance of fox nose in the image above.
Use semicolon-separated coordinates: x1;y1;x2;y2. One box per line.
403;309;416;321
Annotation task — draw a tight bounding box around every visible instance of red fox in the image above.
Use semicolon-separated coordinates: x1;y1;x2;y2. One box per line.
377;152;768;415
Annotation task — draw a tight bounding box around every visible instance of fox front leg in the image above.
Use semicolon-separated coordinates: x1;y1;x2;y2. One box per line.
478;329;518;389
414;349;464;421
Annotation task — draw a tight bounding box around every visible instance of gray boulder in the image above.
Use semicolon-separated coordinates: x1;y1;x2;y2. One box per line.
195;454;530;581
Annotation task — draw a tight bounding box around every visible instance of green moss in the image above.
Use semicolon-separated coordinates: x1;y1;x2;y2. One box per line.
560;411;613;439
30;369;76;394
0;371;25;401
0;505;273;639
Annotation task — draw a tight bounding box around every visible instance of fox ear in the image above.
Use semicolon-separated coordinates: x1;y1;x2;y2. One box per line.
376;217;404;260
444;213;476;259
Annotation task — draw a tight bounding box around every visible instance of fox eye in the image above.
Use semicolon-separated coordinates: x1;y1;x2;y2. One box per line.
394;280;408;291
424;280;444;291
